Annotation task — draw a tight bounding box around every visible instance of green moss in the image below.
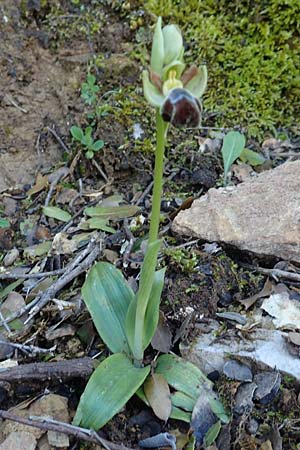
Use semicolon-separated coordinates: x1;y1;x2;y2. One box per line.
144;0;300;137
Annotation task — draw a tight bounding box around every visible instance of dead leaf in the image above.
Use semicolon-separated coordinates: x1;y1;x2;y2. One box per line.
231;163;253;182
56;188;79;205
0;333;13;360
260;440;273;450
151;312;172;353
34;226;51;242
240;278;273;309
170;430;189;450
23;241;52;259
45;324;75;341
1;292;26;332
3;248;19;267
51;232;78;255
144;373;172;421
27;173;48;197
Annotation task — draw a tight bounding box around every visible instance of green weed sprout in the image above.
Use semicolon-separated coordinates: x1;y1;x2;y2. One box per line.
221;130;265;184
73;18;228;441
70;125;104;159
81;73;100;106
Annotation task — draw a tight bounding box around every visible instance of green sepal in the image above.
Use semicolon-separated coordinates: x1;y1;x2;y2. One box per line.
82;262;134;354
151;17;164;75
162;24;183;66
143;71;165;108
73;353;150;430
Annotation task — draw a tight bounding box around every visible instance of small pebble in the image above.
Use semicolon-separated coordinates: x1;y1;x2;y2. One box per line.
246;418;259;435
216;311;247;325
139;433;176;450
234;382;257;415
223;360;253;382
253;371;281;405
3;247;19;266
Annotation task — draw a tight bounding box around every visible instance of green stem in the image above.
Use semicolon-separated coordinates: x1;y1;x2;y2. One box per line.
132;112;167;366
148;111;168;244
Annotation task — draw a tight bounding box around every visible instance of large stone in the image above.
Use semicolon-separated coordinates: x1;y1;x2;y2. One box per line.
172;161;300;262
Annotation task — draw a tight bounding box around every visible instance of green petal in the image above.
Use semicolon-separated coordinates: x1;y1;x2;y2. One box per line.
151;17;164;75
143;71;165;108
184;65;208;99
162;60;186;80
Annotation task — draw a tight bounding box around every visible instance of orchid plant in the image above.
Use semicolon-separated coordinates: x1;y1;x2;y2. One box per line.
73;18;227;444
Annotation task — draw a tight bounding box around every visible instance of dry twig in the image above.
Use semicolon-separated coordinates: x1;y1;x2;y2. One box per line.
0;410;134;450
46;126;71;154
0;235;101;327
0;339;56;356
241;263;300;283
0;357;95;382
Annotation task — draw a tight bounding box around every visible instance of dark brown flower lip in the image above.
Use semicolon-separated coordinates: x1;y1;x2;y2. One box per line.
161;87;202;128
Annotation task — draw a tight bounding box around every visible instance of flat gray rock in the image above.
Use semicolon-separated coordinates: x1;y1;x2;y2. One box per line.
172;161;300;262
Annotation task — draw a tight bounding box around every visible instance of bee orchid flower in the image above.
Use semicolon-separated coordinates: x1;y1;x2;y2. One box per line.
143;17;207;128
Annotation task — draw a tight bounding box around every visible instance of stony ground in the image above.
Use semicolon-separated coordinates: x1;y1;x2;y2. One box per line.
0;1;300;450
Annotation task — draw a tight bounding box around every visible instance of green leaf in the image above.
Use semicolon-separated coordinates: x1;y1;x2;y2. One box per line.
204;420;221;447
130;240;161;360
80;217;115;233
171;391;195;412
92;140;104;151
209;395;230;424
186;434;196;450
0;280;24;301
170;406;191;423
42;206;72;222
0;218;10;228
70;126;84;142
23;241;52;259
221;131;246;181
239;148;265;166
85;150;94;159
155;354;210;400
142;267;165;349
82;262;134;354
73;353;150;430
87;73;96;86
85;205;140;220
125;268;165;354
